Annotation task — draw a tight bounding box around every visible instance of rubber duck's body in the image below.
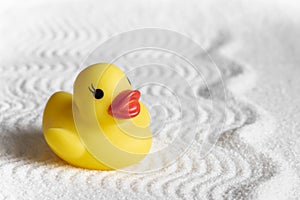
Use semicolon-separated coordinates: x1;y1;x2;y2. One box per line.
42;63;152;170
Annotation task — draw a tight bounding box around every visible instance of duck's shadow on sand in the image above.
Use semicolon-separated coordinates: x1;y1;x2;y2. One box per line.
0;128;65;166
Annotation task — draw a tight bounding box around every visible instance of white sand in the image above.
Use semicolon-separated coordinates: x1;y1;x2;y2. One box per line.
0;0;300;199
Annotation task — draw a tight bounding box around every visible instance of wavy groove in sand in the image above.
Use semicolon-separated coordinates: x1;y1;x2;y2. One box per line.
0;2;277;199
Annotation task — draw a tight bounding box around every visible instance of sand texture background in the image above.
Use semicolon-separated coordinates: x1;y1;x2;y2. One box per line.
0;0;300;199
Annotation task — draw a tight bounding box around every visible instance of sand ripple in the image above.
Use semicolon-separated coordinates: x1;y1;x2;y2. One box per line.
0;2;277;199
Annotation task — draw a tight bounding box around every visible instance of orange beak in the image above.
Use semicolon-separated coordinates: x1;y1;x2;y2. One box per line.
108;90;141;119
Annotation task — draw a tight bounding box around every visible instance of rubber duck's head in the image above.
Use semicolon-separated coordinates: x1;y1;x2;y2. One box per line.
73;63;141;124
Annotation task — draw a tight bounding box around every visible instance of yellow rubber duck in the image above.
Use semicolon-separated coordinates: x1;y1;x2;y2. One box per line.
42;63;152;170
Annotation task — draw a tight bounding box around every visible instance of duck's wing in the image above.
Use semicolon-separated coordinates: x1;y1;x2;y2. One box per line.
44;128;85;160
44;128;114;170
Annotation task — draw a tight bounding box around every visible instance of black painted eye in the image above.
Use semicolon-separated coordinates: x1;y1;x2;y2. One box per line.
94;89;104;99
88;84;104;100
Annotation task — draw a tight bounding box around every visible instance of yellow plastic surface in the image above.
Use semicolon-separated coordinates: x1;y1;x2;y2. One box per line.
42;63;152;170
